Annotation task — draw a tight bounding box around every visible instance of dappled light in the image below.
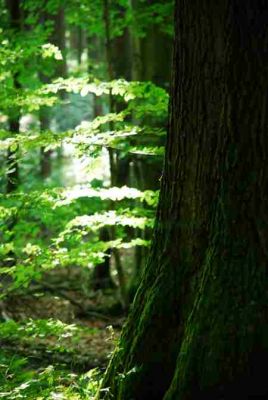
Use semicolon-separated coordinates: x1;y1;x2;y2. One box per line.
0;0;172;398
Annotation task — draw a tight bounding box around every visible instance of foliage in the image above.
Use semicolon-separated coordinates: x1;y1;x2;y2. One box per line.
0;70;166;294
0;317;107;399
66;0;174;39
0;0;173;397
0;350;101;399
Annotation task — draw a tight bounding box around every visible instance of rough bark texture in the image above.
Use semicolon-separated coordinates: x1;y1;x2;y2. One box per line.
99;1;268;399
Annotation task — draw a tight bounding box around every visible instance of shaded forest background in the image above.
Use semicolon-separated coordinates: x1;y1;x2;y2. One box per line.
0;0;174;398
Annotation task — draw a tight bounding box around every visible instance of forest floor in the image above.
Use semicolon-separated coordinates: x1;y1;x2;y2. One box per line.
1;291;123;369
0;275;125;398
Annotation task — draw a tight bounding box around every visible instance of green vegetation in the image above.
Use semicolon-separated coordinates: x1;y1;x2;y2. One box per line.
0;0;173;398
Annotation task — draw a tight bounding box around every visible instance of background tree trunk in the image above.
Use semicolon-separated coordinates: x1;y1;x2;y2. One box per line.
128;0;172;289
39;5;67;178
6;118;19;192
39;109;51;179
6;0;21;193
92;227;115;291
99;1;268;399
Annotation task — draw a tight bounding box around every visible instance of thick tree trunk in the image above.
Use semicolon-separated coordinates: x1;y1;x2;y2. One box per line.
99;1;268;399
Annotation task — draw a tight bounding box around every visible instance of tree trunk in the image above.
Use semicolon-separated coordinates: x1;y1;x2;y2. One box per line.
52;6;67;79
39;5;67;177
87;37;114;291
99;1;268;399
140;25;172;89
70;26;84;65
6;0;21;193
129;0;172;192
102;0;131;306
92;228;115;290
39;108;52;179
6;118;19;192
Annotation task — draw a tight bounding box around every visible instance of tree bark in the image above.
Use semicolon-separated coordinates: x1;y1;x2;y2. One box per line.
99;1;268;399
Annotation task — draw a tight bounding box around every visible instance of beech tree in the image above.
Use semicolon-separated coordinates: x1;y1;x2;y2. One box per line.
99;0;268;399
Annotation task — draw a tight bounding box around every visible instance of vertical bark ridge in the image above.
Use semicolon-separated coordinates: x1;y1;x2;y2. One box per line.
165;1;268;398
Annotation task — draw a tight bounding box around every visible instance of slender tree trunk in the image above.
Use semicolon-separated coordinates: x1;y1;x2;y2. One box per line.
128;0;173;285
2;0;21;294
77;26;83;65
92;228;115;290
39;6;67;177
99;1;268;399
53;7;67;79
40;111;52;179
140;25;172;89
6;118;19;193
6;0;21;193
129;0;142;82
102;0;130;306
87;37;114;291
70;26;84;65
